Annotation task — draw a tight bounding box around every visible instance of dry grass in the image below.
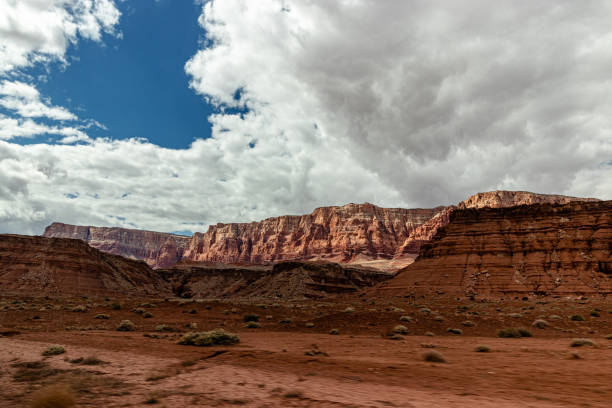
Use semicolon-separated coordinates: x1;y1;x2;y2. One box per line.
30;385;75;408
179;329;240;347
42;345;65;356
570;338;596;347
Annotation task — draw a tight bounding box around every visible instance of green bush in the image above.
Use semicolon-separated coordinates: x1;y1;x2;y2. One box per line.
179;329;240;347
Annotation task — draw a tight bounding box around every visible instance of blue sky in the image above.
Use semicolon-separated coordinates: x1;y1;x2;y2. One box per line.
1;1;611;235
18;0;212;148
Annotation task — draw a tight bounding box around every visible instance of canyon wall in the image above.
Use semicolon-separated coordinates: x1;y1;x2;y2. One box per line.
0;234;170;296
41;191;600;271
376;200;612;298
43;223;190;269
182;203;446;267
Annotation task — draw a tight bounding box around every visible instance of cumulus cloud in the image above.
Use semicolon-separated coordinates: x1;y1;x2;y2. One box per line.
2;0;612;235
0;0;120;73
0;80;77;121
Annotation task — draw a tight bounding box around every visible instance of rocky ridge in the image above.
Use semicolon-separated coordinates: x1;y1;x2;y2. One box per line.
42;191;600;271
0;234;170;296
376;200;612;298
43;223;190;269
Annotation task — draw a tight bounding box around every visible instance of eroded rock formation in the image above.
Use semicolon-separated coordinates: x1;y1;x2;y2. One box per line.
160;260;392;299
41;191;600;271
0;234;170;296
377;200;612;298
43;223;190;269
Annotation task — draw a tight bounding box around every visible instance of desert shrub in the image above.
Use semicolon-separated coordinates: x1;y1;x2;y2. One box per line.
605;334;612;340
434;316;444;322
30;384;75;408
283;390;303;398
279;318;293;324
570;314;585;321
329;328;339;335
305;322;314;328
399;315;413;322
245;322;261;328
132;308;146;314
111;302;121;310
461;320;475;327
116;320;135;331
590;310;600;317
393;325;408;334
422;350;446;363
344;306;355;313
155;324;173;332
143;312;153;318
265;315;273;320
94;314;109;319
243;314;259;323
42;345;65;356
532;319;548;329
419;308;431;314
72;305;87;312
570;338;596;347
497;327;532;338
425;331;435;336
548;314;562;320
256;304;267;309
447;328;463;335
474;345;490;352
179;329;240;347
508;313;522;318
70;356;104;365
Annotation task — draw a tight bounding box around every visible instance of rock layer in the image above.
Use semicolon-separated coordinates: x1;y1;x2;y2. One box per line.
0;234;170;296
183;203;445;267
43;223;190;269
377;200;612;298
41;191;600;271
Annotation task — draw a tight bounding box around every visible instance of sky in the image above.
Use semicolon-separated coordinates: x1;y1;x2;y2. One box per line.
1;0;611;236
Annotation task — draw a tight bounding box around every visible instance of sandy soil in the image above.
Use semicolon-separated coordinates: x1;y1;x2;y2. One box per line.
1;294;611;407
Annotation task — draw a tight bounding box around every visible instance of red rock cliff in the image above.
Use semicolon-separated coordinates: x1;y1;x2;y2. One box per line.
182;203;446;266
43;223;190;269
0;234;170;296
378;200;612;298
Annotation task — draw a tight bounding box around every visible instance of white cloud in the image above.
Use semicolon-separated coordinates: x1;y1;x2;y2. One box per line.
0;80;77;121
1;0;612;235
0;0;120;73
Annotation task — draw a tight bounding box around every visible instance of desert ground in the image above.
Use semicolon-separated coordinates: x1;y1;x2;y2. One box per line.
1;294;611;407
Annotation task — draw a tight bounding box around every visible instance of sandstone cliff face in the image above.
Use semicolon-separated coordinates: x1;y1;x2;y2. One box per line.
377;200;612;298
182;203;446;266
160;261;392;299
43;223;190;269
0;234;170;296
40;191;601;272
459;190;600;209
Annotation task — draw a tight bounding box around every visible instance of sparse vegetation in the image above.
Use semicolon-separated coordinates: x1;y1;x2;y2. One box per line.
30;384;75;408
116;320;135;331
283;390;304;398
245;322;261;328
393;325;408;334
243;314;259;322
155;324;173;332
474;345;491;352
279;318;293;324
111;302;122;310
570;338;596;347
179;329;240;347
344;306;355;313
497;327;532;338
422;350;447;363
532;319;548;329
461;320;475;327
329;328;339;335
72;305;87;312
143;311;153;318
447;328;463;335
305;322;314;328
94;314;109;319
399;315;413;322
42;345;66;356
570;314;585;321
